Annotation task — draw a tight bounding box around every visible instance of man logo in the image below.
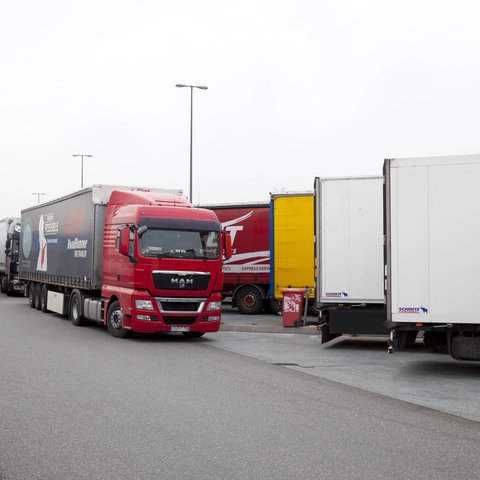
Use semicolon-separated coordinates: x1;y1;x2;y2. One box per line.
171;277;193;288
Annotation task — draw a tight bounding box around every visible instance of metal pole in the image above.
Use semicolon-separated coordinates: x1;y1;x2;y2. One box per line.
32;192;45;204
72;154;92;188
189;86;193;203
175;84;208;204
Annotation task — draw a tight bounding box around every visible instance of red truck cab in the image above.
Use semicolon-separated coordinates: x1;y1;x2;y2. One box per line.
20;186;231;338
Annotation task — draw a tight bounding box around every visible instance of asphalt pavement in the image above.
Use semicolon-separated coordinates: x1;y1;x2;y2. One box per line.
217;303;480;424
220;303;321;334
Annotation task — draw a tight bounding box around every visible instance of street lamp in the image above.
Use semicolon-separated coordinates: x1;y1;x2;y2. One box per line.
32;192;45;204
72;154;92;188
176;84;208;203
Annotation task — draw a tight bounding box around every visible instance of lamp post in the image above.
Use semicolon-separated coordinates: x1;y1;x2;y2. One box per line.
32;192;45;204
176;84;208;203
72;154;92;188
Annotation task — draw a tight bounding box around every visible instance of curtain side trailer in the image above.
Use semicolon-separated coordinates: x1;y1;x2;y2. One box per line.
270;192;315;315
20;185;231;338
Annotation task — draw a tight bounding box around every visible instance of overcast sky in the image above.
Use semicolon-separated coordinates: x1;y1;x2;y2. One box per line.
1;0;479;218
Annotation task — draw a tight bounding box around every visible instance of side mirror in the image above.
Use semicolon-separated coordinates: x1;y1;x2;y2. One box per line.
137;225;148;237
119;228;131;256
223;231;232;260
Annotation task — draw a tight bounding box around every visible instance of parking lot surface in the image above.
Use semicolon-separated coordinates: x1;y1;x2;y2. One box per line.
217;307;480;423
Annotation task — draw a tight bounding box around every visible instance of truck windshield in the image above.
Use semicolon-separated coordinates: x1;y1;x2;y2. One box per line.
139;229;220;259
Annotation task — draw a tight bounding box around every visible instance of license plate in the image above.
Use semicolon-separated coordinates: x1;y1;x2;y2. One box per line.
170;326;190;332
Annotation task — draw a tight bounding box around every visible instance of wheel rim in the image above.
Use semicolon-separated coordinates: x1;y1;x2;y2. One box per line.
110;309;122;329
244;294;256;308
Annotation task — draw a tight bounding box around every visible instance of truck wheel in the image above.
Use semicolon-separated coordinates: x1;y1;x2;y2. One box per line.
236;286;264;315
451;335;480;361
0;275;6;293
28;283;36;308
269;297;282;315
34;283;42;310
106;300;132;338
40;284;48;313
69;291;87;326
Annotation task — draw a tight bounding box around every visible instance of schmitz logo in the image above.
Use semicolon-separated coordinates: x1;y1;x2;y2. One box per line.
398;306;428;314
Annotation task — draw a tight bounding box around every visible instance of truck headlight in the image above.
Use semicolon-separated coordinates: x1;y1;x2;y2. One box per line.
135;299;154;310
206;301;222;311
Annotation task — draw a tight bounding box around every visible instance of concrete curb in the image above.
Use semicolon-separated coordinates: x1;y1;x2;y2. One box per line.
220;323;321;335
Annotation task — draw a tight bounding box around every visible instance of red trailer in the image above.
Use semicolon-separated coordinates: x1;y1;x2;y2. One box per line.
202;203;270;314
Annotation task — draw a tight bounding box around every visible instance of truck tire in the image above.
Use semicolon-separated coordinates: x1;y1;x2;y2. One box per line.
269;297;282;315
106;300;132;338
235;286;264;315
28;283;36;308
40;284;48;313
451;335;480;361
69;291;87;326
34;283;42;310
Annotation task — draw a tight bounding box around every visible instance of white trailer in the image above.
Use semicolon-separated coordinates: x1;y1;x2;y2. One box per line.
384;154;480;360
314;176;388;344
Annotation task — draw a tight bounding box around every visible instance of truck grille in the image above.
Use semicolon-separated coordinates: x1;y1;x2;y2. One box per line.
156;297;206;314
152;271;210;290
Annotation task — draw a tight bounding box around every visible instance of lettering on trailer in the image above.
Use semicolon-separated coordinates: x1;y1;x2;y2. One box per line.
67;238;89;258
220;210;270;269
325;292;349;298
398;306;429;314
220;210;253;244
44;219;59;234
67;238;88;249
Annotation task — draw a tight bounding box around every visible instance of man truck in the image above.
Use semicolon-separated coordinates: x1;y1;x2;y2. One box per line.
19;185;231;338
0;217;24;295
384;154;480;360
